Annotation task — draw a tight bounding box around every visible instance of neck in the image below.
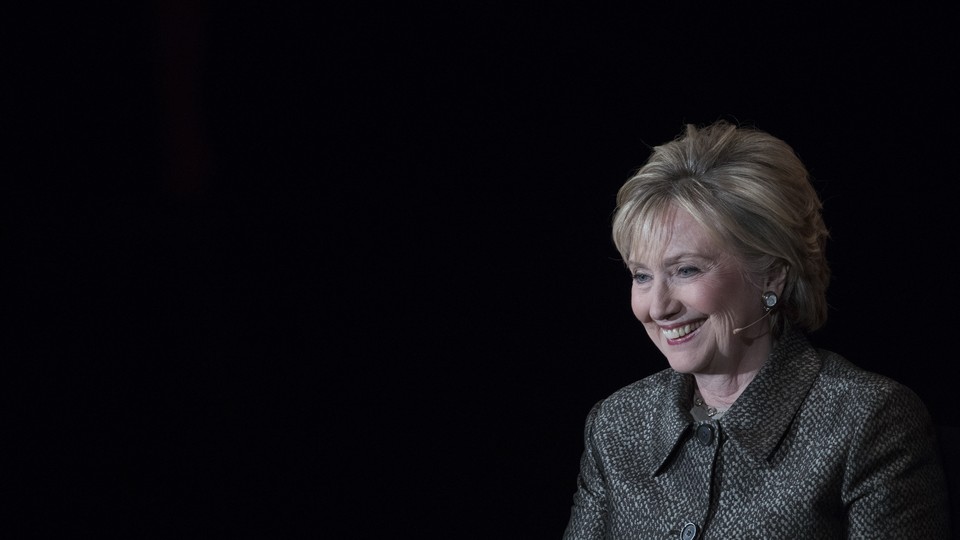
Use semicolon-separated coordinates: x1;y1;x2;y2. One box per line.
693;332;775;408
693;368;761;409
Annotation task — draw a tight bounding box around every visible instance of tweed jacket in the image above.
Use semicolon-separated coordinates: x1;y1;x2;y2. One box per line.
563;327;951;539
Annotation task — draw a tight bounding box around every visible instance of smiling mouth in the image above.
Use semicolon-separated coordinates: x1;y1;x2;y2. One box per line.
661;321;704;340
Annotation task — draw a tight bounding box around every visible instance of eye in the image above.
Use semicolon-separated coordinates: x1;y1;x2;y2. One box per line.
632;271;651;285
677;266;701;278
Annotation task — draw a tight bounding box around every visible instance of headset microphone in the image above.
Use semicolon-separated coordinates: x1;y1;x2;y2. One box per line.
732;311;772;335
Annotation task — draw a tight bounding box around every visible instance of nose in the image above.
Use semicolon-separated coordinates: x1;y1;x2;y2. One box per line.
649;280;680;321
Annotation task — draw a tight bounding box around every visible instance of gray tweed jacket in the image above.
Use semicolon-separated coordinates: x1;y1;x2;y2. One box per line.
563;327;951;539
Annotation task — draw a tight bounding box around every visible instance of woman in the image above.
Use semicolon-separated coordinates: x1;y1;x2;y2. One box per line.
563;120;950;538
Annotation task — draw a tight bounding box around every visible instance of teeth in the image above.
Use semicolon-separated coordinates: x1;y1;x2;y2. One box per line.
662;321;703;340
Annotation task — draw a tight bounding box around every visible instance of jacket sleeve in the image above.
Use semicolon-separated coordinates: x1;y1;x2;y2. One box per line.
563;402;608;540
842;384;951;538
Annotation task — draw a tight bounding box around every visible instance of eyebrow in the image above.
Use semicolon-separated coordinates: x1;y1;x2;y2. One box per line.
628;251;706;269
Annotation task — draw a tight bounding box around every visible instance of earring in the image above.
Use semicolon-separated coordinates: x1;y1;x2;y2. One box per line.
761;291;778;311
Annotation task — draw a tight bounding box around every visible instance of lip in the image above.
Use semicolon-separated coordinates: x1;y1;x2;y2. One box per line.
660;320;704;343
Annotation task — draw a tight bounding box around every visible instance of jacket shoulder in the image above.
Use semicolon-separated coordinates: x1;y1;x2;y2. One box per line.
818;350;919;395
587;368;679;429
813;349;930;419
600;368;675;408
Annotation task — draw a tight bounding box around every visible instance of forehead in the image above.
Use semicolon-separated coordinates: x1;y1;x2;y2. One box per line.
628;206;724;266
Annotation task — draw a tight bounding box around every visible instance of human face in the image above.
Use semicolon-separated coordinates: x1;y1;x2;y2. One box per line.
628;207;770;374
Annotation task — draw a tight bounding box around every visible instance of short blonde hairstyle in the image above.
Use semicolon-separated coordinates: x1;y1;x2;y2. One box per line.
612;120;830;336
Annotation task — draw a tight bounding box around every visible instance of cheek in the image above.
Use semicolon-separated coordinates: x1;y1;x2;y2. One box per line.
630;289;649;322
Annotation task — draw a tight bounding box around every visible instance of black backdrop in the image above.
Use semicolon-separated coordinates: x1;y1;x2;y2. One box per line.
8;3;958;537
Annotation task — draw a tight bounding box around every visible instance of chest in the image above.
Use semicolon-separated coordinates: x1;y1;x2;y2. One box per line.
597;421;847;538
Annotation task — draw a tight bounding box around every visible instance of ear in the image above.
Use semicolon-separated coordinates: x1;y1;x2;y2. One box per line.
764;265;788;296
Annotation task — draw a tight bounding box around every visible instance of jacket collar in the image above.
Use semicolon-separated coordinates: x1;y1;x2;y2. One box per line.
650;373;696;475
722;326;822;464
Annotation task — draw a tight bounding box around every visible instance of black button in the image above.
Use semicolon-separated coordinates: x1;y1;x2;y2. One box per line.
680;522;698;540
695;424;714;445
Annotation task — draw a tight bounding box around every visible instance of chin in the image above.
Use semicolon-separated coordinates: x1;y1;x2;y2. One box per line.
663;355;704;374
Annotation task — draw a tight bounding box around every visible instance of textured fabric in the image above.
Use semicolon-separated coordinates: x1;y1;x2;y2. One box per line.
563;327;951;539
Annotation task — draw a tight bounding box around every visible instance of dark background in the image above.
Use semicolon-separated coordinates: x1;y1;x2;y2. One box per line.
8;3;958;537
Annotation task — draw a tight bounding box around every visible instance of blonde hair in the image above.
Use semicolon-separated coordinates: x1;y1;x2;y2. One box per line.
612;120;830;336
